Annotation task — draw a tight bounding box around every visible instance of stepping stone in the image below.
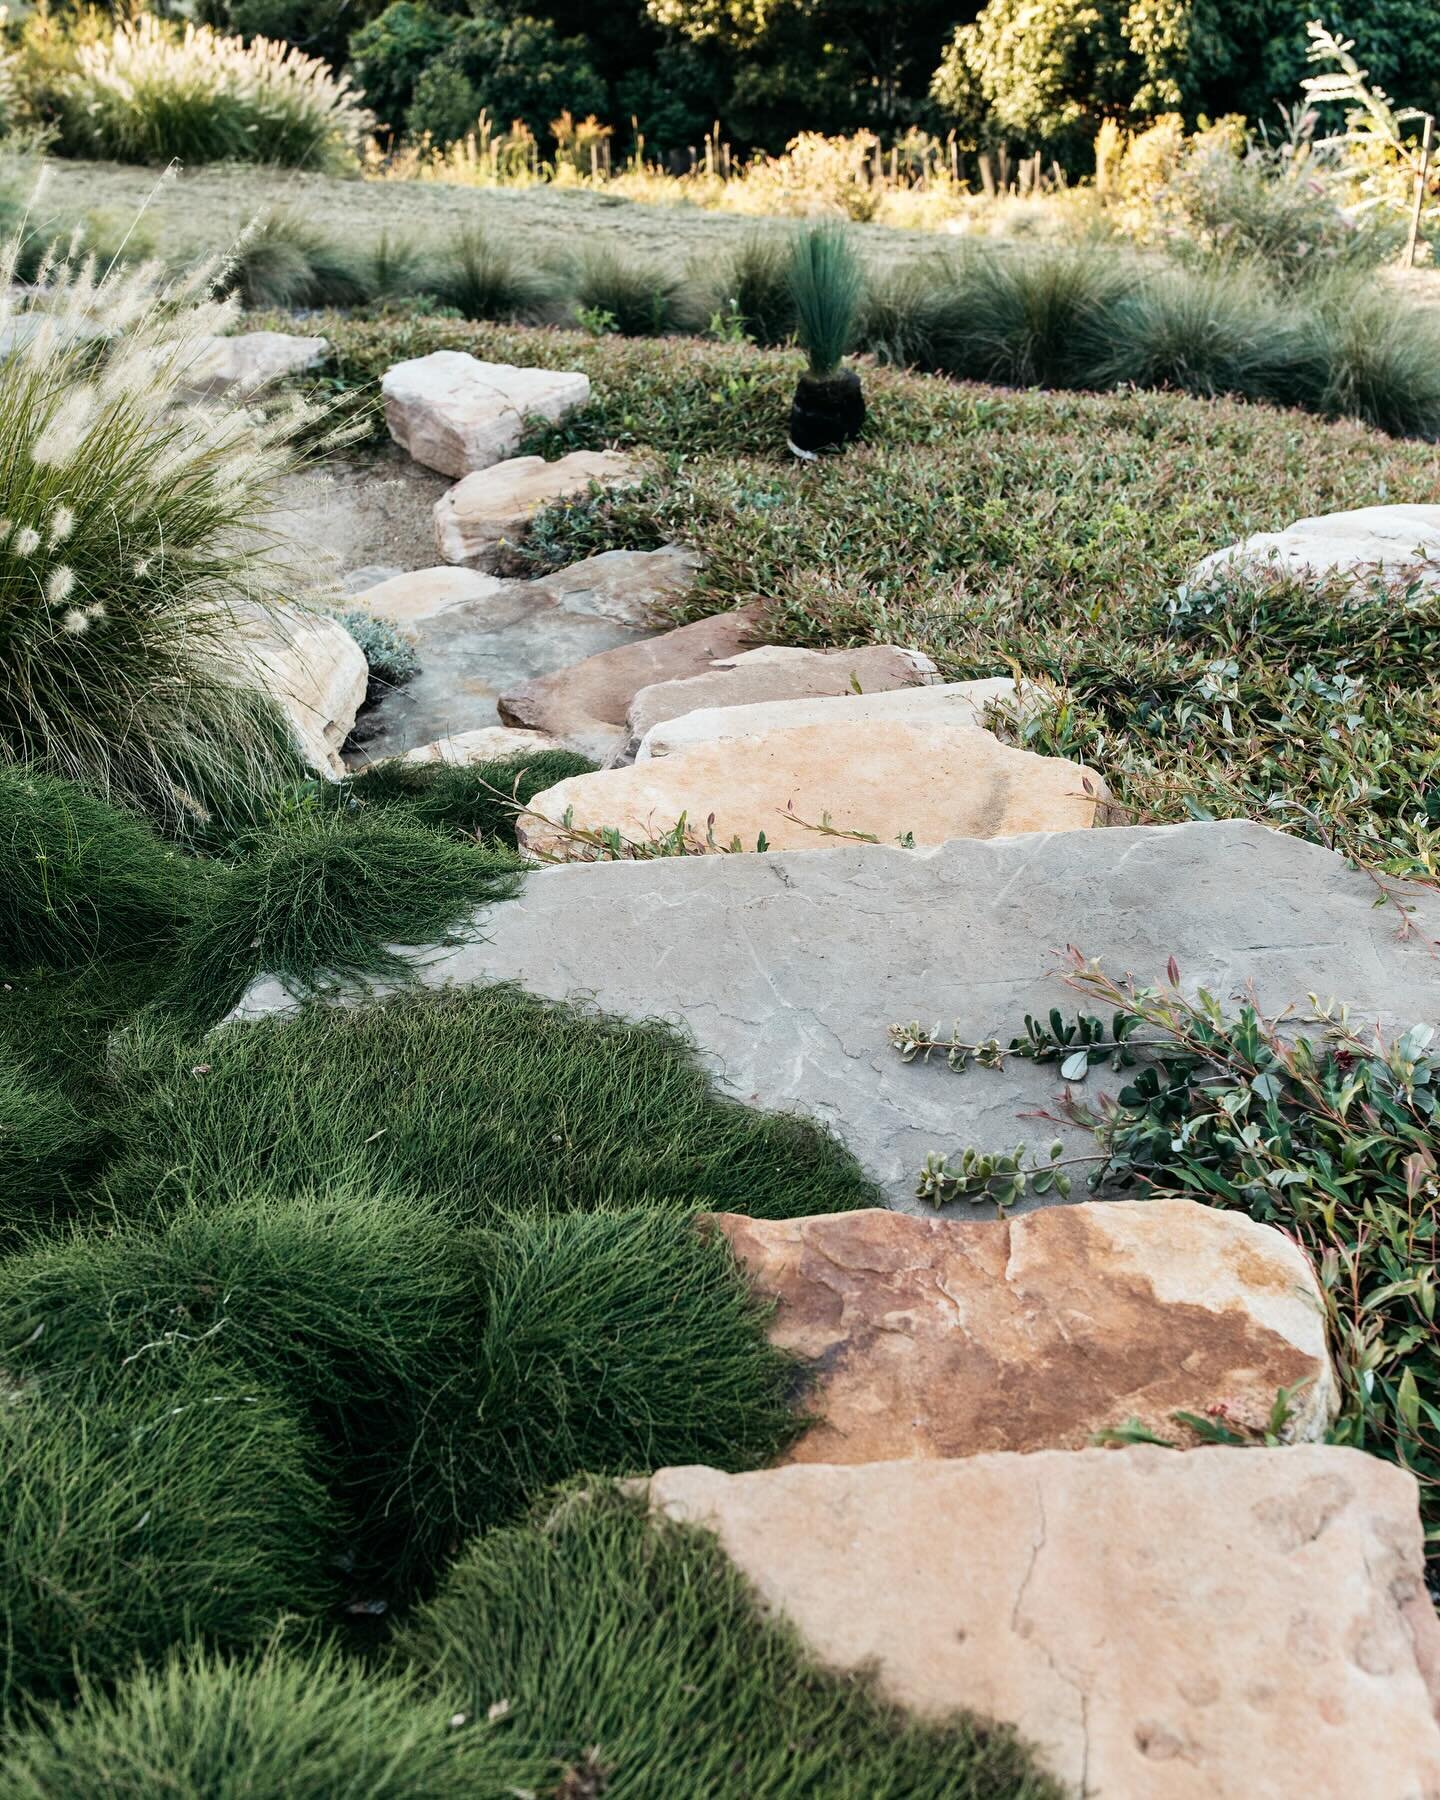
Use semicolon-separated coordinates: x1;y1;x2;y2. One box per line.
346;581;650;767
341;565;406;595
398;726;559;766
708;1201;1337;1461
638;675;1017;762
186;331;326;395
225;601;367;777
382;352;591;478
1193;503;1440;596
435;450;644;566
524;545;702;627
618;644;940;765
228;821;1440;1207
646;1448;1440;1798
498;605;765;763
345;566;506;628
516;722;1106;859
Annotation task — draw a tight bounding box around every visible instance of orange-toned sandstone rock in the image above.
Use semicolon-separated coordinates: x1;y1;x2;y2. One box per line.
708;1201;1337;1459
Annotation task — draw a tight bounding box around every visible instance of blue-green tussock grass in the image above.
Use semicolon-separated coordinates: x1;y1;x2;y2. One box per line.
787;223;864;377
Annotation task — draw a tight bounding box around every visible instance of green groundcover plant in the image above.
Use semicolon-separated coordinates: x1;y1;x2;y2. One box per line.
0;1359;338;1720
0;1194;806;1596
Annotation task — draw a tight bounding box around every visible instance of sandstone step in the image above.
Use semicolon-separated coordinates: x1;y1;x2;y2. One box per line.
645;1448;1440;1798
617;644;939;765
516;721;1106;859
382;351;590;478
349;549;710;764
346;566;506;627
435;450;644;566
229;821;1440;1207
637;674;1018;762
707;1200;1336;1461
399;726;558;766
498;605;766;763
1193;503;1440;595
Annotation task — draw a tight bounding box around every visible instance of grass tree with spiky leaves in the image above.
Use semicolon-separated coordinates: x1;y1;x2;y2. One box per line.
0;225;350;828
785;222;866;459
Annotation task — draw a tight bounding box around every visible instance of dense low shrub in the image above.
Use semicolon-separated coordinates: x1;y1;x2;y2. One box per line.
395;1484;1060;1798
0;1361;337;1719
334;608;420;685
102;985;877;1220
49;17;369;170
173;811;521;1021
0;1644;498;1800
0;238;328;827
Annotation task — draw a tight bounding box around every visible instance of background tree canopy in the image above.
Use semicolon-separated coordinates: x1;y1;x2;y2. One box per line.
188;0;1440;166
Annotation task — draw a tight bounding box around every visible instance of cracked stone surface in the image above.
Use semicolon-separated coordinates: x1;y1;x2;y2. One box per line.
434;450;645;566
517;721;1106;858
229;821;1440;1208
1193;503;1440;595
523;545;702;628
646;1448;1440;1798
498;605;766;763
382;351;591;477
617;644;939;765
638;675;1017;762
707;1200;1338;1460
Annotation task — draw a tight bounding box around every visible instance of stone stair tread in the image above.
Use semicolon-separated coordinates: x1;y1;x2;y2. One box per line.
228;820;1440;1208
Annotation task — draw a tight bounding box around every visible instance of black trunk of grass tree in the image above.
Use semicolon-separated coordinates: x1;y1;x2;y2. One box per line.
786;223;866;459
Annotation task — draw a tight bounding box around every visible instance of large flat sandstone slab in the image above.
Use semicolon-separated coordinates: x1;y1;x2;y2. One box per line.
382;352;590;478
709;1200;1337;1459
638;675;1017;761
1194;503;1440;595
617;644;939;764
435;450;644;566
230;821;1440;1208
498;605;766;762
517;722;1106;858
646;1449;1440;1798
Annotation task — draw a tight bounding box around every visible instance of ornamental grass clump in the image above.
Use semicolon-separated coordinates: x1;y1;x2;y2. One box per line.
335;748;596;847
434;225;550;323
53;18;370;171
218;210;369;310
0;1360;337;1721
0;233;335;827
101;985;877;1221
172;810;523;1022
571;245;682;337
393;1484;1060;1799
785;223;865;456
0;1644;497;1800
